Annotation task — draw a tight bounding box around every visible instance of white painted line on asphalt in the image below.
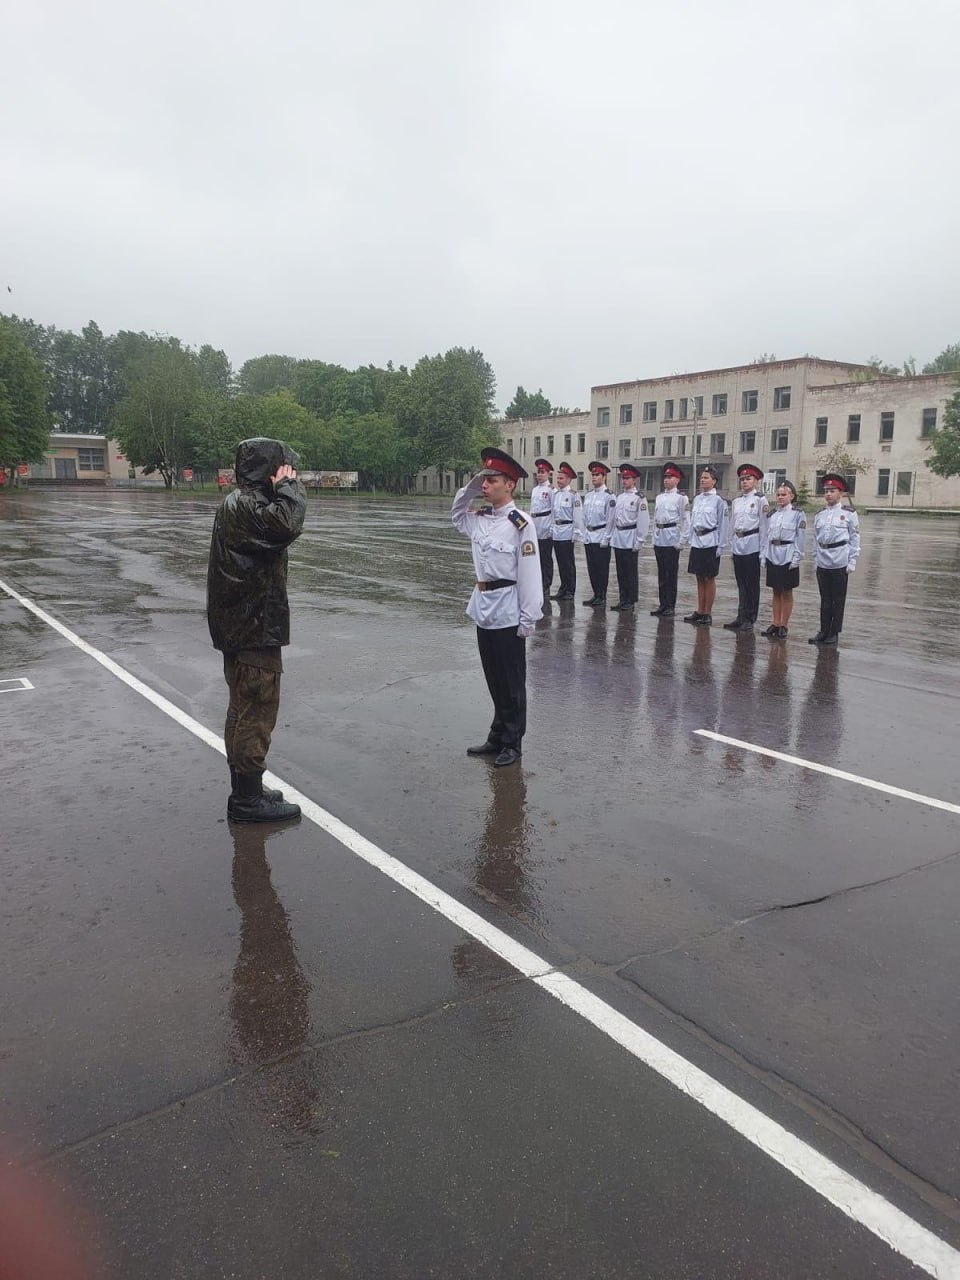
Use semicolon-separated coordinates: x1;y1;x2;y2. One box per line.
0;676;34;693
695;730;960;816
2;572;958;1280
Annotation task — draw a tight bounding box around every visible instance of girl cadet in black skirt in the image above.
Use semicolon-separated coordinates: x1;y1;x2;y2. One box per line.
683;465;730;627
762;479;806;639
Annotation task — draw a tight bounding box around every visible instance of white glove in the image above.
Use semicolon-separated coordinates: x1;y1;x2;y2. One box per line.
600;539;609;549
847;563;856;574
517;623;535;638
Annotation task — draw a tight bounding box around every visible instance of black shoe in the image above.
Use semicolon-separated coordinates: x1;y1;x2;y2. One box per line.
776;626;788;638
650;606;665;616
583;596;598;606
808;633;825;644
231;765;282;803
683;612;703;623
658;607;675;618
619;603;635;612
821;634;838;645
695;614;712;626
610;601;626;611
762;625;778;637
493;747;521;768
467;740;501;756
549;592;563;600
228;772;301;824
594;596;606;607
722;618;742;630
737;619;755;632
556;591;575;601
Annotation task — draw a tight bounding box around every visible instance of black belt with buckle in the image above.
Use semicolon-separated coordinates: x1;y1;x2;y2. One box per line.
655;521;678;528
819;540;848;549
555;519;573;524
532;509;550;517
587;524;608;531
735;527;759;537
769;538;794;545
616;523;638;531
476;579;516;592
694;527;715;536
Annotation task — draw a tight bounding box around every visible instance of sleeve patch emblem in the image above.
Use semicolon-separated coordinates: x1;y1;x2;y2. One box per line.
521;541;536;556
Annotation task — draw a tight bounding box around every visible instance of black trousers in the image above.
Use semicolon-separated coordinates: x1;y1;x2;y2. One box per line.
553;540;576;595
732;552;761;622
477;626;527;750
654;545;680;609
613;548;639;604
538;536;554;592
817;567;849;637
584;543;611;599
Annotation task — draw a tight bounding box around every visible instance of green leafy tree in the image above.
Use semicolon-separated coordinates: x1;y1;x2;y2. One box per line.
0;317;51;482
925;383;960;478
818;442;873;478
196;344;234;396
504;385;553;420
237;354;298;397
923;343;960;375
391;346;496;474
112;339;202;487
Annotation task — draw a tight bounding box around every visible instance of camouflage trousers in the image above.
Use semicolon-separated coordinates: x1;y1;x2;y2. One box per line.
223;653;282;775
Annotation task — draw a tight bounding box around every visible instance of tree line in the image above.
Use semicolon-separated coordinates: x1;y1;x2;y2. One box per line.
0;315;504;490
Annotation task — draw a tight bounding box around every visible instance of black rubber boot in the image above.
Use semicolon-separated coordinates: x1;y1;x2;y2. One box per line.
230;765;283;804
228;771;301;823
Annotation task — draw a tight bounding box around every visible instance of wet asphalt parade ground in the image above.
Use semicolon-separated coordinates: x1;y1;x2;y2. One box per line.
2;487;959;1279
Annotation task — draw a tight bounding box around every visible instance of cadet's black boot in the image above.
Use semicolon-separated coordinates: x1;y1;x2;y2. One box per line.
230;765;283;804
683;611;703;623
722;618;742;630
583;595;598;606
467;740;501;756
594;594;606;607
494;747;521;768
228;771;301;823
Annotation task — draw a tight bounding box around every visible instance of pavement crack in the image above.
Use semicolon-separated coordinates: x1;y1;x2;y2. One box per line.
26;978;528;1171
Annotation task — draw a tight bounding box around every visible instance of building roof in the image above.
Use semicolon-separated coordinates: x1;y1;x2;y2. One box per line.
808;371;959;393
591;356;873;395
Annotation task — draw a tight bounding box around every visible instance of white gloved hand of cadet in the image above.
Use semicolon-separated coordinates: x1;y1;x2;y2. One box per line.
847;563;856;574
517;623;535;638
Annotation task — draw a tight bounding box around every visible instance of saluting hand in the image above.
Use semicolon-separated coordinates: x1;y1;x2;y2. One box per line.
272;463;297;484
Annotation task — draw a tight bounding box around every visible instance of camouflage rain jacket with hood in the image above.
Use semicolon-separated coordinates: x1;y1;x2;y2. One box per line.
206;437;307;653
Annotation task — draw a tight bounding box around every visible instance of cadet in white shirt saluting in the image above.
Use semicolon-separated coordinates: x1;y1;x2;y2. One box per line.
809;472;860;646
609;463;650;612
529;458;555;594
582;460;617;606
723;462;770;632
650;461;690;618
452;448;544;768
550;461;585;600
684;465;730;627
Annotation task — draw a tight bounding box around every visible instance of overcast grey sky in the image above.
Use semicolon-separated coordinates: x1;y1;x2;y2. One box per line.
3;0;958;409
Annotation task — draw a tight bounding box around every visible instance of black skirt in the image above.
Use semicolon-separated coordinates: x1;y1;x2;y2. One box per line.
766;560;800;590
688;546;721;577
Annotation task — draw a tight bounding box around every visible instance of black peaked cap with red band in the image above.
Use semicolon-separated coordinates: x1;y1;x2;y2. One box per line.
737;463;764;481
821;472;849;492
534;457;553;471
479;448;527;482
589;461;611;475
557;461;577;479
662;462;683;480
619;463;640;478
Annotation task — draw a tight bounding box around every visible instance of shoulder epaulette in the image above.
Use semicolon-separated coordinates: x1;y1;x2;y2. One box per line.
509;509;528;530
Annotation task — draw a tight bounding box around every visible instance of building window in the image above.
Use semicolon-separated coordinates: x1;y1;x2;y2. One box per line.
520;438;526;456
596;439;609;459
533;435;541;454
847;414;861;443
546;435;554;453
815;417;828;446
564;434;572;452
774;386;791;410
741;389;758;413
877;469;890;496
771;428;789;452
78;448;106;470
597;407;610;427
641;437;656;457
506;438;513;453
879;411;895;442
643;401;657;423
693;396;704;418
739;430;756;453
677;436;687;456
921;407;938;437
678;397;689;419
694;434;703;455
619;404;633;425
618;438;632;458
421;474;428;491
710;433;726;454
577;433;586;453
712;393;727;416
664;399;674;421
896;471;912;496
772;469;787;489
576;472;585;488
661;437;673;456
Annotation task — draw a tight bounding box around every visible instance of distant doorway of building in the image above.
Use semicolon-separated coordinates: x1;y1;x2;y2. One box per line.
55;459;77;480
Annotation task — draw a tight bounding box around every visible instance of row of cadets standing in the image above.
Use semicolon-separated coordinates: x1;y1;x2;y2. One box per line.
609;463;650;612
723;462;770;632
529;457;556;594
581;460;617;606
650;462;690;617
549;461;585;600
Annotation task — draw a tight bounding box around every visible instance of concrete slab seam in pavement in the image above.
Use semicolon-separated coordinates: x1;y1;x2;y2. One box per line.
2;573;958;1280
